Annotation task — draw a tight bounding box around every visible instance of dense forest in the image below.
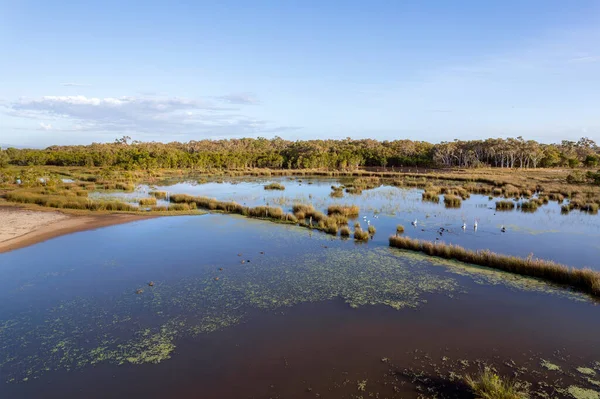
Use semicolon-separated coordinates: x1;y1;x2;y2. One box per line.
1;136;599;170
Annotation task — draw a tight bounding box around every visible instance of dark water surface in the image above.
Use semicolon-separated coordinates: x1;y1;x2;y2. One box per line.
1;215;599;398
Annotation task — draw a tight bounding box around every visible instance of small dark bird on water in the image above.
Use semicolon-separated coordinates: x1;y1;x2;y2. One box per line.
148;281;154;287
219;267;223;271
136;288;143;294
214;277;220;281
260;251;264;254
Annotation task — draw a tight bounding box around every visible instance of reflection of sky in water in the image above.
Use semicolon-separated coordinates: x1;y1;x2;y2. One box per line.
91;177;600;269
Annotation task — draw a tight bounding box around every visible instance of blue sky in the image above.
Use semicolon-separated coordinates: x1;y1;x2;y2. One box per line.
1;0;599;147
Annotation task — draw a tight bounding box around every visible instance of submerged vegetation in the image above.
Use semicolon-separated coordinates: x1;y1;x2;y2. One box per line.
444;194;462;208
327;204;359;217
389;235;600;297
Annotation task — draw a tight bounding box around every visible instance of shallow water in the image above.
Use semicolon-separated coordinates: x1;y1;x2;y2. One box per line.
94;176;600;269
1;213;599;398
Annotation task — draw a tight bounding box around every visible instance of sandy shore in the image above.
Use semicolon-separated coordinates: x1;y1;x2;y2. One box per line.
0;206;154;253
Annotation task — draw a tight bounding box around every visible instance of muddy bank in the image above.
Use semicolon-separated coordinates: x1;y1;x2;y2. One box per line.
0;206;155;253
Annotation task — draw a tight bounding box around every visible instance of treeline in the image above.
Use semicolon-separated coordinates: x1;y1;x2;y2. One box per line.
1;136;599;170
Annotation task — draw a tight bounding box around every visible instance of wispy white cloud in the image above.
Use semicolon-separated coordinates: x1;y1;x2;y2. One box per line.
568;55;600;63
4;95;296;136
61;83;91;87
216;93;260;105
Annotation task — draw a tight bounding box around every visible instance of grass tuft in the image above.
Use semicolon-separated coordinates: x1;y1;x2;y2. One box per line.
443;194;462;208
264;182;285;190
465;369;528;399
139;197;157;206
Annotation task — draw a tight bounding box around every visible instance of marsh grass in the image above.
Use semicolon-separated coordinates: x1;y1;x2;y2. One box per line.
396;224;405;234
495;200;515;210
389;235;600;297
465;369;527;399
518;201;539;212
368;225;376;235
149;191;167;199
139;197;157;206
443;194;462;208
422;191;440;203
5;190;137;211
327;204;359;217
340;226;351;237
264;182;285;190
354;228;370;241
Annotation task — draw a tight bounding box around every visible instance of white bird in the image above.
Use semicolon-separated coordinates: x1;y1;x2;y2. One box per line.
474;220;478;229
501;225;506;233
462;222;466;230
412;219;417;226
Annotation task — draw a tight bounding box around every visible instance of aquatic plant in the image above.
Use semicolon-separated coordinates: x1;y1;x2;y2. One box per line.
139;197;157;206
264;182;285;190
396;225;405;234
389;235;600;297
496;200;515;210
340;226;351;237
368;225;376;235
354;228;370;241
443;194;462;208
149;191;167;199
422;190;440;202
327;204;359;217
518;200;539;212
465;369;528;399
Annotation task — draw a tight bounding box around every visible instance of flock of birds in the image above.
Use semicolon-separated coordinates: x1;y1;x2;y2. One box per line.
410;217;507;233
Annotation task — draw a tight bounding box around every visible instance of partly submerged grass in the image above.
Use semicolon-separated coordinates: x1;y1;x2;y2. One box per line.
465;369;528;399
149;191;167;199
443;194;462;208
422;190;440;203
264;182;285;190
368;225;376;235
340;226;351;237
327;204;359;217
396;224;405;234
389;235;600;297
496;200;515;210
354;228;370;241
139;197;157;206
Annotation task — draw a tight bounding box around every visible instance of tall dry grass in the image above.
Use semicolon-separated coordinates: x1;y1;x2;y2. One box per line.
389;235;600;297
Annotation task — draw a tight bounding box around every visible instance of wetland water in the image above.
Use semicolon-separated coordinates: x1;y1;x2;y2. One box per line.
2;177;600;398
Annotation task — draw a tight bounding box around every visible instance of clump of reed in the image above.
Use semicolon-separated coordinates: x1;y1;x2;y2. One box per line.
465;369;527;399
327;204;359;217
422;191;440;203
168;203;190;211
548;193;565;203
517;200;538;212
561;204;570;214
492;187;503;196
98;182;135;191
368;225;376;235
354;228;370;241
340;226;351;237
4;190;137;212
149;191;167;199
264;182;285;190
388;235;600;297
396;225;405;234
443;194;462;208
330;186;344;198
580;203;599;214
495;200;515;210
503;184;520;198
150;205;168;211
139;197;157;206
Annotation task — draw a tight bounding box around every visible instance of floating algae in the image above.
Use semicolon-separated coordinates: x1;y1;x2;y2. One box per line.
0;239;459;383
541;359;562;371
578;367;597;376
566;386;600;399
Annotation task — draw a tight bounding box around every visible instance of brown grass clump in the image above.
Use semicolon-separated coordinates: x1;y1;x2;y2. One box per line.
443;194;462;208
396;225;405;234
389;235;600;297
354;228;370;241
422;191;440;203
327;204;359;217
518;200;539;212
264;182;285;190
139;197;157;206
495;200;515;210
149;191;167;199
368;225;376;235
340;226;351;237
